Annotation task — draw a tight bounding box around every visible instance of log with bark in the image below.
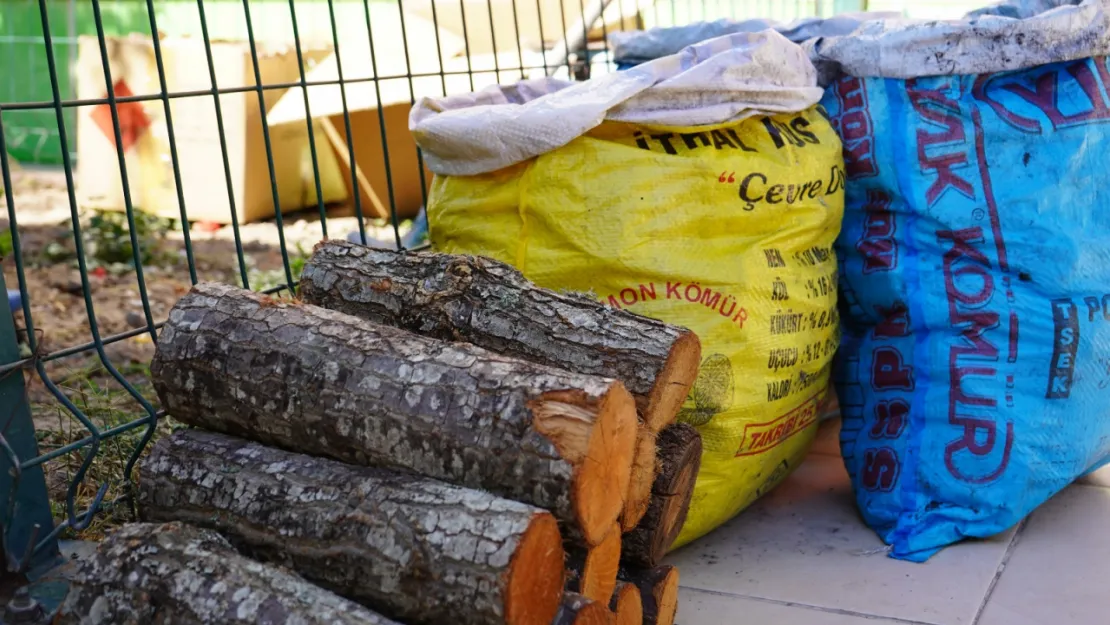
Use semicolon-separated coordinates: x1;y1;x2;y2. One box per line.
564;522;620;606
139;429;565;625
53;522;401;625
618;565;680;625
551;594;609;625
299;240;701;432
622;423;702;568
609;583;643;625
151;283;637;547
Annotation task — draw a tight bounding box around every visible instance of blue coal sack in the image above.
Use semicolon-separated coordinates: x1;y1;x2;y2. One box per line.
818;4;1110;561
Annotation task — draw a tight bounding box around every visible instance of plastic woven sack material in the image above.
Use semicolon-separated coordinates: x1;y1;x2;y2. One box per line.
410;30;824;177
820;0;1110;562
607;12;900;68
805;0;1110;81
413;30;845;548
966;0;1090;19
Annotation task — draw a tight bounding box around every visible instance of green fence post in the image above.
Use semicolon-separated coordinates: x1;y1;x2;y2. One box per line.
0;268;60;577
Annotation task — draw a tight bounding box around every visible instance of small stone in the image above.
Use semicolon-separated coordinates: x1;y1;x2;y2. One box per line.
56;280;83;295
126;312;146;329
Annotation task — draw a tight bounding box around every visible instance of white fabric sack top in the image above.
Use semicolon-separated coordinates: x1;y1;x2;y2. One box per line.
607;11;900;64
966;0;1089;18
805;0;1110;80
409;30;822;177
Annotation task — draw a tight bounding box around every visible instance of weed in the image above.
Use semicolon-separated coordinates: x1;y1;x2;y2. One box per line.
243;242;310;293
0;229;12;260
32;360;180;540
82;210;177;271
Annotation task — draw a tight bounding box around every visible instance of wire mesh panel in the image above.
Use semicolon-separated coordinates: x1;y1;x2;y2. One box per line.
0;0;869;576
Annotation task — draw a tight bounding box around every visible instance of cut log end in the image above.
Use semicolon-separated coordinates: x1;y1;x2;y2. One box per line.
609;583;643;625
553;594;610;625
621;566;680;625
534;383;637;546
654;428;702;563
622;424;702;568
652;566;680;625
621;428;658;532
507;513;566;625
656;456;698;557
577;383;637;546
576;522;621;606
643;332;702;432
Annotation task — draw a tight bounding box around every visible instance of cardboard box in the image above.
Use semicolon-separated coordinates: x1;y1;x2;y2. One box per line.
75;35;348;224
404;0;646;57
266;10;464;221
269;72;432;221
314;103;430;221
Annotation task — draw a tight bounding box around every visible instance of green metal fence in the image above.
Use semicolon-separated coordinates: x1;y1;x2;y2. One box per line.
0;0;988;584
0;0;858;166
0;0;993;167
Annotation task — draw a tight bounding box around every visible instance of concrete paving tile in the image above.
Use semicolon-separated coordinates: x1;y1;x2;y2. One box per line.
1077;464;1110;488
678;587;932;625
667;453;1015;625
977;485;1110;625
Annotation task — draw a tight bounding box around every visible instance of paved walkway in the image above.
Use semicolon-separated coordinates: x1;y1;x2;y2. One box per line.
666;418;1107;625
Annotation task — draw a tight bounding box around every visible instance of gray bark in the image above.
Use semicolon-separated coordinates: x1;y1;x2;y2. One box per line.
53;522;399;625
138;430;565;625
299;240;700;430
151;282;635;546
622;424;702;568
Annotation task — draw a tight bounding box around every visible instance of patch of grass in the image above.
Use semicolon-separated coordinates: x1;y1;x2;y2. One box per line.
5;209;179;271
82;210;178;272
33;361;181;540
0;229;12;260
243;242;310;293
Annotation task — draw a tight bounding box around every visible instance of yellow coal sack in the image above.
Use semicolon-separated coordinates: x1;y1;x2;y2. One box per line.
411;31;844;547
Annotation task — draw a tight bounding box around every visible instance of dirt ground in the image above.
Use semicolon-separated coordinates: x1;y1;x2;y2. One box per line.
2;166;412;541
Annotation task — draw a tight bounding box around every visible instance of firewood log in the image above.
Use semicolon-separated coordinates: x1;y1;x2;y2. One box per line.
299;240;701;432
53;522;400;625
552;594;609;625
618;565;680;625
139;430;564;625
564;522;621;606
622;424;702;568
609;582;643;625
151;283;636;547
622;427;658;531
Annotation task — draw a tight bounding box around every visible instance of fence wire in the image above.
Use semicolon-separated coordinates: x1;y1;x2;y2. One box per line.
0;0;865;576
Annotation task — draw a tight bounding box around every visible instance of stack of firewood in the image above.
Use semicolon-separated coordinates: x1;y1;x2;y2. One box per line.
76;241;705;625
